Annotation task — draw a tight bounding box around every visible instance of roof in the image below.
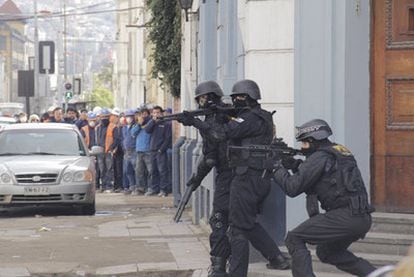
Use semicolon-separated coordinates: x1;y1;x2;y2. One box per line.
0;0;21;14
0;123;77;131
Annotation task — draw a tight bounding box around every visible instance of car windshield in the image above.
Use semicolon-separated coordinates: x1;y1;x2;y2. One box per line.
0;129;87;156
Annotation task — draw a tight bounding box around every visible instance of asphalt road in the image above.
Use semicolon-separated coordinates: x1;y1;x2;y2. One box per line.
0;193;208;277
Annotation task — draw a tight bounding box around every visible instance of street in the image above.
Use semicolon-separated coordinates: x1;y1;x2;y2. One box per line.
0;193;210;277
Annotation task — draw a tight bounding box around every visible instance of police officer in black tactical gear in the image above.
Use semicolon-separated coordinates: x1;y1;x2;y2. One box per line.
191;79;290;277
179;80;233;277
272;119;377;277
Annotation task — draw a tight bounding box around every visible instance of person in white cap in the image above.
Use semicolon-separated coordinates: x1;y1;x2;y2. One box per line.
28;114;40;123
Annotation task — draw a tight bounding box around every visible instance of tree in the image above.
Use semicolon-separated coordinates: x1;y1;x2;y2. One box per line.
91;79;114;108
89;62;114;108
146;0;181;98
97;63;114;89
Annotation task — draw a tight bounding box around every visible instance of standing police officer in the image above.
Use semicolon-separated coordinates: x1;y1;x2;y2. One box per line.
272;119;376;277
179;80;233;277
190;79;290;276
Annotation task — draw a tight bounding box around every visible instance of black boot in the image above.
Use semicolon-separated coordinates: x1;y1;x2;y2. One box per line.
266;254;291;270
208;256;228;277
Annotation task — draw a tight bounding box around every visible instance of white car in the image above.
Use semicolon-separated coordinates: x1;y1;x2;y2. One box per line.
0;123;99;215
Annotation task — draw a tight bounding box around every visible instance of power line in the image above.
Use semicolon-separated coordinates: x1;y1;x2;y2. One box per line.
0;6;141;22
70;1;114;12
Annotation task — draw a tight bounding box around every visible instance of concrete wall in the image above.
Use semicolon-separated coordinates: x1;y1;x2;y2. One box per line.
243;0;294;142
294;0;370;228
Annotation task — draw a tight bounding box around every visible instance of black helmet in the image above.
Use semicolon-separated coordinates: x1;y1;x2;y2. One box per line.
230;79;261;100
295;119;333;141
194;81;223;99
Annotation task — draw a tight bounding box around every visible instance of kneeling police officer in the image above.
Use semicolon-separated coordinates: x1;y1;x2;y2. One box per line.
272;119;377;277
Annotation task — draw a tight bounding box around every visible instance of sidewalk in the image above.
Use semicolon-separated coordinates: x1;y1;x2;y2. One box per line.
91;193;292;276
0;193;345;277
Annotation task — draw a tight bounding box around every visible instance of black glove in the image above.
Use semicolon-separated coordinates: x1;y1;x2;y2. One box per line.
282;157;302;172
177;111;195;126
263;158;282;171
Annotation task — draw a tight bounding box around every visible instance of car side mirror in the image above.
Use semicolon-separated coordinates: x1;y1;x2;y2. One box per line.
90;146;104;155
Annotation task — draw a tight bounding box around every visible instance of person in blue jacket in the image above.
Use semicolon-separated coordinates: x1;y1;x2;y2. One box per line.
131;108;152;195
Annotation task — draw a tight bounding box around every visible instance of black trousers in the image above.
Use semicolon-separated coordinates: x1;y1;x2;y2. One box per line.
285;207;376;277
113;151;123;190
209;170;232;259
228;169;283;277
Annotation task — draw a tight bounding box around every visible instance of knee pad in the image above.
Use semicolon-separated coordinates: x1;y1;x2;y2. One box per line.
209;212;228;231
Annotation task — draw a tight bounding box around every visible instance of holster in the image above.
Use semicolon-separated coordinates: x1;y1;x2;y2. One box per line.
349;194;374;215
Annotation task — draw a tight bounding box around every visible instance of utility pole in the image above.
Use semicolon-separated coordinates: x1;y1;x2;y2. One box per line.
127;0;132;108
63;0;68;112
34;0;39;113
63;0;67;81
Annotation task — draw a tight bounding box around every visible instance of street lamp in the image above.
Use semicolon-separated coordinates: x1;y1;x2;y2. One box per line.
178;0;193;22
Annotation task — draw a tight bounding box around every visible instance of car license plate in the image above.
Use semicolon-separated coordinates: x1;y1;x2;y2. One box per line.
24;186;50;195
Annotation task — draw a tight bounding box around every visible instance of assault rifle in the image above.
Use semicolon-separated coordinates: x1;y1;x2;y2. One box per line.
158;105;246;122
227;138;302;177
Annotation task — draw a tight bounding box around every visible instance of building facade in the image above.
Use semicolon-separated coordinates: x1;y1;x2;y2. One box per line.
176;0;414;244
0;0;26;103
114;0;171;111
114;0;146;110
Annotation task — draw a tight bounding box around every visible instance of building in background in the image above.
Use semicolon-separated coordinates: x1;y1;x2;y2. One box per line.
0;0;26;103
114;0;171;111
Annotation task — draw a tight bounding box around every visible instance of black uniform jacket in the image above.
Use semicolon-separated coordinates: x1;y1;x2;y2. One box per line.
273;151;335;198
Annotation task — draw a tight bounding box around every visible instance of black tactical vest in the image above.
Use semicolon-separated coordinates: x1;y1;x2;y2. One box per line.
314;144;373;214
229;107;274;171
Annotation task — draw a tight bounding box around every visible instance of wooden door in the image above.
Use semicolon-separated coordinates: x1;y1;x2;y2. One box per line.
372;0;414;212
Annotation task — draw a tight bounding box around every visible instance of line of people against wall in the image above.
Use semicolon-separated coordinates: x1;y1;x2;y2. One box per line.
15;105;173;197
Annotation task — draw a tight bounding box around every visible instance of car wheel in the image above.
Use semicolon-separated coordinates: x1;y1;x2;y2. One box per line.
80;201;96;215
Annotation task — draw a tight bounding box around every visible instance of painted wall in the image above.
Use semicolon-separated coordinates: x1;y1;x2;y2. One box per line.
294;0;370;228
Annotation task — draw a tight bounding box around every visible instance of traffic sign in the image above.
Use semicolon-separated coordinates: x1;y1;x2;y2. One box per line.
65;90;73;100
39;41;55;74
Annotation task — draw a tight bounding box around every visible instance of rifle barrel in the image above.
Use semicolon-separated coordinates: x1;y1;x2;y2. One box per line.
173;185;193;222
228;144;301;155
159;105;245;122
